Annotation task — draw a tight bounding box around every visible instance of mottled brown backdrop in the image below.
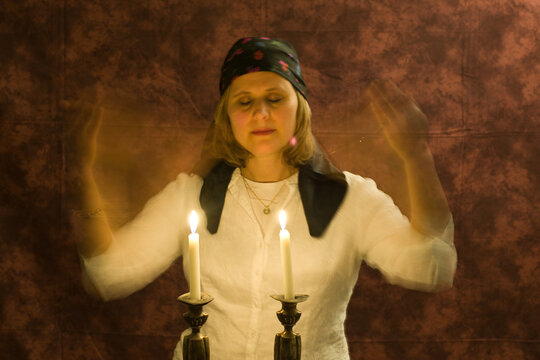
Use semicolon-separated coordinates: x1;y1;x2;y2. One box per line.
1;0;539;359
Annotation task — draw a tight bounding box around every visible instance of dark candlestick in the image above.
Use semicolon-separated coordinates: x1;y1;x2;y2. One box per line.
271;294;309;360
178;292;214;360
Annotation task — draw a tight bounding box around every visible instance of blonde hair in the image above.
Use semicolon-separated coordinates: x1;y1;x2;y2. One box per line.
212;87;315;168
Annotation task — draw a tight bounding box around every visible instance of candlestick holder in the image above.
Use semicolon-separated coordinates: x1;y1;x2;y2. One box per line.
178;292;214;360
271;294;309;360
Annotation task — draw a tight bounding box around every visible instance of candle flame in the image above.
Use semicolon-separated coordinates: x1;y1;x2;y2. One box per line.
189;210;198;233
279;210;287;230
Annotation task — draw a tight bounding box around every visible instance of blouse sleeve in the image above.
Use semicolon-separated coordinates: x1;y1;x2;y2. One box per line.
80;173;203;301
346;172;457;292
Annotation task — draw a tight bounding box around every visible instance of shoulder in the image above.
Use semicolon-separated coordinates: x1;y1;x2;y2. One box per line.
343;171;378;193
173;172;204;191
342;171;395;210
145;172;203;210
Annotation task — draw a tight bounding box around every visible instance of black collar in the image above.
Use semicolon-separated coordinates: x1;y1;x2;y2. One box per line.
199;153;348;237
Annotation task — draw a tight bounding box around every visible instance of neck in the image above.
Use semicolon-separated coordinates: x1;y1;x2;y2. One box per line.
242;156;295;182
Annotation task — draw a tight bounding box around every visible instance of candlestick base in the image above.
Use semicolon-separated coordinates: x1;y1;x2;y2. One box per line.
271;294;309;360
178;292;214;360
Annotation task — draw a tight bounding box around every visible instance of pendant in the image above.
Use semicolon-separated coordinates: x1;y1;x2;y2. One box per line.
263;207;271;215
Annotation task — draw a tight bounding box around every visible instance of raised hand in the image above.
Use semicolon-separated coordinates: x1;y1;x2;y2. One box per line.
366;79;452;236
62;96;104;170
366;79;429;160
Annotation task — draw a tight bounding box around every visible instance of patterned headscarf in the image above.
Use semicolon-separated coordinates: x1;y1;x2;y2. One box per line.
219;37;307;99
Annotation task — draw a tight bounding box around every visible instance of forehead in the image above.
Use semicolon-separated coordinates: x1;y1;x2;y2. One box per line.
229;71;293;96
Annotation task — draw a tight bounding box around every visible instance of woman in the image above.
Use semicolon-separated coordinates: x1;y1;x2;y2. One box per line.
71;37;457;359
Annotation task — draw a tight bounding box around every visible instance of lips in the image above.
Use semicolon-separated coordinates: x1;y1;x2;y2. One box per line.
251;129;275;136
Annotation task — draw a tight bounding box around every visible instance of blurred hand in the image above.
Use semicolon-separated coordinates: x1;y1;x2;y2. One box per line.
62;97;104;170
366;79;429;160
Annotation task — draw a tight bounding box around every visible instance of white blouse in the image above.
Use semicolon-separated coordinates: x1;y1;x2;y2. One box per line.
82;169;457;360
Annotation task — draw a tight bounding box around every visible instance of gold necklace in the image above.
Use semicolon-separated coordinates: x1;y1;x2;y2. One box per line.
241;172;287;215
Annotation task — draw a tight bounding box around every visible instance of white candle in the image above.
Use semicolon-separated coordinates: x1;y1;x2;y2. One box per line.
279;210;294;300
188;210;201;300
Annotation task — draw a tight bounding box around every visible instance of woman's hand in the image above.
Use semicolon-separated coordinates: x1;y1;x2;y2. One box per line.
62;97;104;170
366;79;451;236
62;96;113;259
366;79;430;160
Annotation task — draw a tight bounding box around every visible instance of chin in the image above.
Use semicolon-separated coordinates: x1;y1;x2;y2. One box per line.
249;147;284;159
246;141;284;157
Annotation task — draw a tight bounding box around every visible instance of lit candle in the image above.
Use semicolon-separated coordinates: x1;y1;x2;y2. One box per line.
279;210;294;300
188;210;201;300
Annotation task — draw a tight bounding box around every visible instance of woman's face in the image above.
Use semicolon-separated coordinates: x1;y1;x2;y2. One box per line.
227;71;298;160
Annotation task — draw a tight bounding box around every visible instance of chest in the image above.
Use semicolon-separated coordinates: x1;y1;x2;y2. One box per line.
195;191;359;300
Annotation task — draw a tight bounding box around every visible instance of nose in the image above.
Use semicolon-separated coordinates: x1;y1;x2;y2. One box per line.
252;99;269;120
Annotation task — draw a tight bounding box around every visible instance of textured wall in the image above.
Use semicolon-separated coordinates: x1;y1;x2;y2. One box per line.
1;0;538;359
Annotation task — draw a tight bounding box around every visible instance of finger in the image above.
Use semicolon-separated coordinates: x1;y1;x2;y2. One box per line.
369;101;390;128
370;79;410;105
368;89;398;125
66;85;102;119
369;79;415;115
371;103;402;137
369;83;403;110
370;85;420;127
85;106;104;143
69;100;102;136
64;105;94;142
366;80;397;119
62;101;93;139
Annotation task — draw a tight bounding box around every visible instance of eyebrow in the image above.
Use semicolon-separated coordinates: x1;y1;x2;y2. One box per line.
231;87;284;98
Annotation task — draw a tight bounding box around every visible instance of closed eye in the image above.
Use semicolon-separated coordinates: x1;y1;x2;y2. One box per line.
238;97;282;106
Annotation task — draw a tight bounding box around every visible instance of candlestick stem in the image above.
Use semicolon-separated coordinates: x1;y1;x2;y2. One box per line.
271;294;309;360
178;292;213;360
